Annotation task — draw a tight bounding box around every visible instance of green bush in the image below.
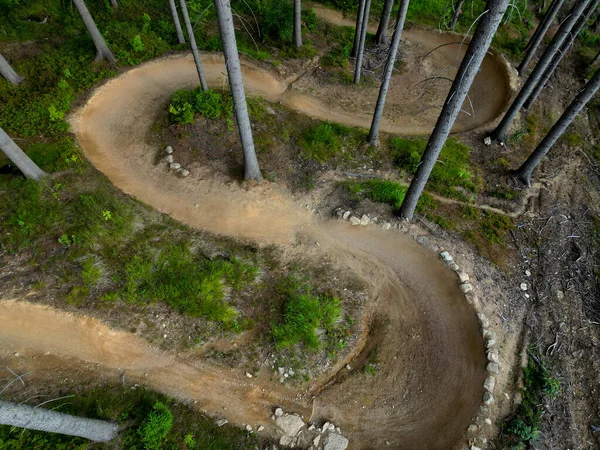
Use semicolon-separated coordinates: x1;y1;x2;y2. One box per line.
169;89;197;124
322;26;354;68
139;402;173;450
300;122;364;163
271;276;342;350
346;180;407;210
169;88;232;124
263;0;294;42
195;89;225;119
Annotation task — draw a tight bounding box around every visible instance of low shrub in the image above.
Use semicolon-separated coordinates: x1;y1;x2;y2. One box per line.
138;402;173;450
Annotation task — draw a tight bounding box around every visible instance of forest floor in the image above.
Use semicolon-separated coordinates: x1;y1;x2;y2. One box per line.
1;2;600;450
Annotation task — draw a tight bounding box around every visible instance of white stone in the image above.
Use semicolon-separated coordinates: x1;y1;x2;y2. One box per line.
342;211;351;220
334;208;344;218
246;372;253;378
487;362;500;374
486;339;496;349
483;392;494;405
487;349;499;363
483;136;492;146
322;422;330;433
323;433;349;450
485;418;492;425
165;155;174;163
170;162;181;170
216;419;228;427
525;270;531;276
179;169;190;177
165;145;173;154
275;408;284;417
457;271;470;283
246;424;253;431
360;214;370;226
381;222;391;230
520;282;528;291
313;435;321;447
460;283;473;293
483;376;495;392
440;251;453;262
275;414;305;436
468;424;478;433
477;313;489;328
258;425;265;432
349;216;361;226
471;446;482;450
280;436;292;446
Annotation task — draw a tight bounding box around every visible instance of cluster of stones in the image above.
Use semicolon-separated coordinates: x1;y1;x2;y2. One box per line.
164;145;190;177
440;251;500;450
333;207;393;230
271;408;349;450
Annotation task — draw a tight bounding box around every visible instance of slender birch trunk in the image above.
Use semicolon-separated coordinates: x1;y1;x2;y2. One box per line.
368;0;409;145
516;68;600;185
450;0;465;30
214;0;262;182
179;0;208;91
489;0;591;143
400;0;510;220
0;401;118;442
517;0;564;75
72;0;116;63
0;53;24;86
168;0;186;44
375;0;395;45
352;0;367;58
294;0;303;47
0;127;46;180
523;0;600;109
354;0;372;84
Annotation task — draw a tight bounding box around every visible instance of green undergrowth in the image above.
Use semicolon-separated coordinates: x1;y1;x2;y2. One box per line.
0;385;265;449
390;136;480;200
169;88;234;125
496;352;560;448
271;275;348;353
344;179;437;214
300;122;368;163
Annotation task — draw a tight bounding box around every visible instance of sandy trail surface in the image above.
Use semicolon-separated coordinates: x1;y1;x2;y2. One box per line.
0;10;506;449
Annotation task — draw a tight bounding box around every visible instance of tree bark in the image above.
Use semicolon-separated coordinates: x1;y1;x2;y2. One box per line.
592;49;600;66
0;127;46;180
375;0;395;45
168;0;186;44
516;68;600;185
294;0;302;47
489;0;591;143
523;0;600;109
352;0;367;58
517;0;564;75
0;53;24;86
0;401;118;442
399;0;510;220
179;0;208;91
354;0;372;84
110;0;118;7
450;0;465;31
72;0;116;63
368;0;409;145
214;0;262;182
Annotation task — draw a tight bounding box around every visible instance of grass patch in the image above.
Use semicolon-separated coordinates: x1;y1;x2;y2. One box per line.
322;25;354;68
271;275;343;351
345;179;407;210
300;122;366;163
169;88;233;125
390;136;479;200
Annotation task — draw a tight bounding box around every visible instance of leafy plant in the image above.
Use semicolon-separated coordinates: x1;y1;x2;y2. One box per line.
138;402;173;450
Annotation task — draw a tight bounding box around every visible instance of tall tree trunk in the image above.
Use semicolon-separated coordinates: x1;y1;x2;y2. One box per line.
352;0;367;58
179;0;208;91
354;0;372;84
0;127;46;180
593;9;600;31
375;0;395;45
450;0;465;31
523;0;600;109
592;49;600;66
72;0;116;63
517;0;564;75
294;0;302;47
110;0;118;7
0;53;24;86
516;68;600;185
399;0;510;220
168;0;186;44
368;0;409;145
214;0;262;182
0;401;118;442
489;0;591;143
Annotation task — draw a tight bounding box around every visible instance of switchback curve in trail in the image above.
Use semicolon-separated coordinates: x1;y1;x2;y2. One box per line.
0;12;503;449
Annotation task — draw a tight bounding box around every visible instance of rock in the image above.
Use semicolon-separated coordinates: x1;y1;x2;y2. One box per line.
483;329;496;340
416;235;429;246
322;422;330;434
485;418;492;425
342;211;351;220
520;282;528;291
486;338;496;349
170;162;181;170
166;155;174;163
274;408;284;418
308;425;315;431
216;419;228;427
258;425;265;432
275;414;305;436
487;349;499;363
483;392;494;405
280;436;292;446
334;208;345;218
460;283;473;293
360;214;370;226
449;262;460;271
483;136;492;146
323;433;349;450
440;251;453;262
349;216;361;226
487;362;500;374
468;424;478;434
165;145;173;154
246;372;253;378
328;424;335;431
278;367;285;375
525;270;531;277
313;435;321;447
179;169;190;177
471;446;482;450
246;424;253;431
484;376;495;392
457;271;470;283
381;222;391;230
477;313;490;328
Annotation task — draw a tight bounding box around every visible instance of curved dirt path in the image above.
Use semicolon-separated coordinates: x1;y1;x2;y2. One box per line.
0;14;501;450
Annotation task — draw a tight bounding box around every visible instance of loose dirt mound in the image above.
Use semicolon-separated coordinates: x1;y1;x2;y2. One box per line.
0;14;509;449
